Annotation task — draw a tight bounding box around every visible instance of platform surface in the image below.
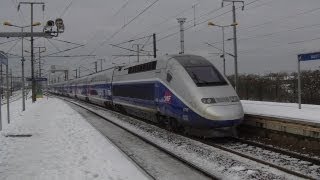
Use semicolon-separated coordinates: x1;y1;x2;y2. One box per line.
0;96;148;180
242;100;320;125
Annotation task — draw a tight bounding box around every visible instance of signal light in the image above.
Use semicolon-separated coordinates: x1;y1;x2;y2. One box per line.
46;20;54;27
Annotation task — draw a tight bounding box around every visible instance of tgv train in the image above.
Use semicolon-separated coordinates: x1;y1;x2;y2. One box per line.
49;54;244;136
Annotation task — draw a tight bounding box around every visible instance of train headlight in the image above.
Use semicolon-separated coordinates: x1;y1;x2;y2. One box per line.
201;98;216;104
207;98;212;103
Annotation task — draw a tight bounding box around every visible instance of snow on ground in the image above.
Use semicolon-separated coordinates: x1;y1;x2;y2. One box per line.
76;101;300;179
0;97;148;180
241;100;320;123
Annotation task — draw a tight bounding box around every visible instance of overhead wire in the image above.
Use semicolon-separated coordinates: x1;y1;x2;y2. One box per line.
97;0;160;50
141;35;152;50
239;6;320;32
154;0;264;44
50;39;88;46
112;0;130;18
236;35;320;56
157;0;320;56
208;22;320;45
46;39;61;52
114;34;153;46
288;36;320;45
11;0;27;24
71;0;160;75
200;5;320;56
130;0;199;39
65;0;148;67
155;7;233;43
4;39;21;54
60;0;74;18
0;38;21;45
148;1;233;39
42;44;84;57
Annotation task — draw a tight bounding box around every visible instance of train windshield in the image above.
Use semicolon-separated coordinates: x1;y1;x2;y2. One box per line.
185;66;227;87
175;55;227;87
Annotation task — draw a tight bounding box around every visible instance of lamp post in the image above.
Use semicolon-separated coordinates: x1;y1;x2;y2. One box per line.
3;21;41;111
208;21;238;77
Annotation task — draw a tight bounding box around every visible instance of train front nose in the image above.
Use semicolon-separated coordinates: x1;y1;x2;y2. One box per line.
204;103;244;121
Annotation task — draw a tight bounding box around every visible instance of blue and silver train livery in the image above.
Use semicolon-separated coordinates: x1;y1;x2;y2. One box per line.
49;54;244;136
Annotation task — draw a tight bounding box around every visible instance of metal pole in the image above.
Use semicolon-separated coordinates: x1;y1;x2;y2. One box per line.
137;45;140;62
30;3;36;102
298;59;301;109
18;2;46;101
177;18;186;54
38;47;41;77
100;59;103;71
21;27;25;111
78;67;80;78
6;65;10;124
232;2;238;92
64;70;68;81
222;26;226;76
132;44;140;62
94;61;98;73
0;69;2;131
10;69;13;96
153;33;157;58
0;65;2;100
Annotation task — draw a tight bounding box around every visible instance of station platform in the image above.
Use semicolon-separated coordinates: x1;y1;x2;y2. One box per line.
241;100;320;139
0;96;148;180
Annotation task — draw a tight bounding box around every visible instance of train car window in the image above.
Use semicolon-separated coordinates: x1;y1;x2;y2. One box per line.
113;83;154;100
166;73;172;82
90;90;98;95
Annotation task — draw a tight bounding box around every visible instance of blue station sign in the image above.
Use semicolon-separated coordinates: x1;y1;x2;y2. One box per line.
298;52;320;61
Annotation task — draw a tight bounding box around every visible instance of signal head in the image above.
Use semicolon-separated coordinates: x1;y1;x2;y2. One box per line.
46;20;54;27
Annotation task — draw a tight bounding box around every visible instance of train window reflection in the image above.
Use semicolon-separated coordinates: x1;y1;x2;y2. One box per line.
185;66;227;87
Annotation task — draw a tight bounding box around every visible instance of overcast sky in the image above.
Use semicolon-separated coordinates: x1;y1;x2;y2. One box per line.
1;0;320;78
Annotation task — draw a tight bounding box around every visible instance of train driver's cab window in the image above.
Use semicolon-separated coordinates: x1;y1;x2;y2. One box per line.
175;55;227;87
185;66;227;87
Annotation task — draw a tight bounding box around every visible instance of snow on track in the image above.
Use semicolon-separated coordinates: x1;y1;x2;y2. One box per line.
0;97;149;180
66;98;301;180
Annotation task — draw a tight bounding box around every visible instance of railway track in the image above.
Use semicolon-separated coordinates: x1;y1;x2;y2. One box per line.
56;95;319;179
234;137;320;165
198;138;320;180
60;96;218;180
1;90;30;105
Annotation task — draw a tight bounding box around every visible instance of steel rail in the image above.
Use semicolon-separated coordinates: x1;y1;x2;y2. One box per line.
233;137;320;165
197;138;317;180
52;94;317;180
57;96;218;180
